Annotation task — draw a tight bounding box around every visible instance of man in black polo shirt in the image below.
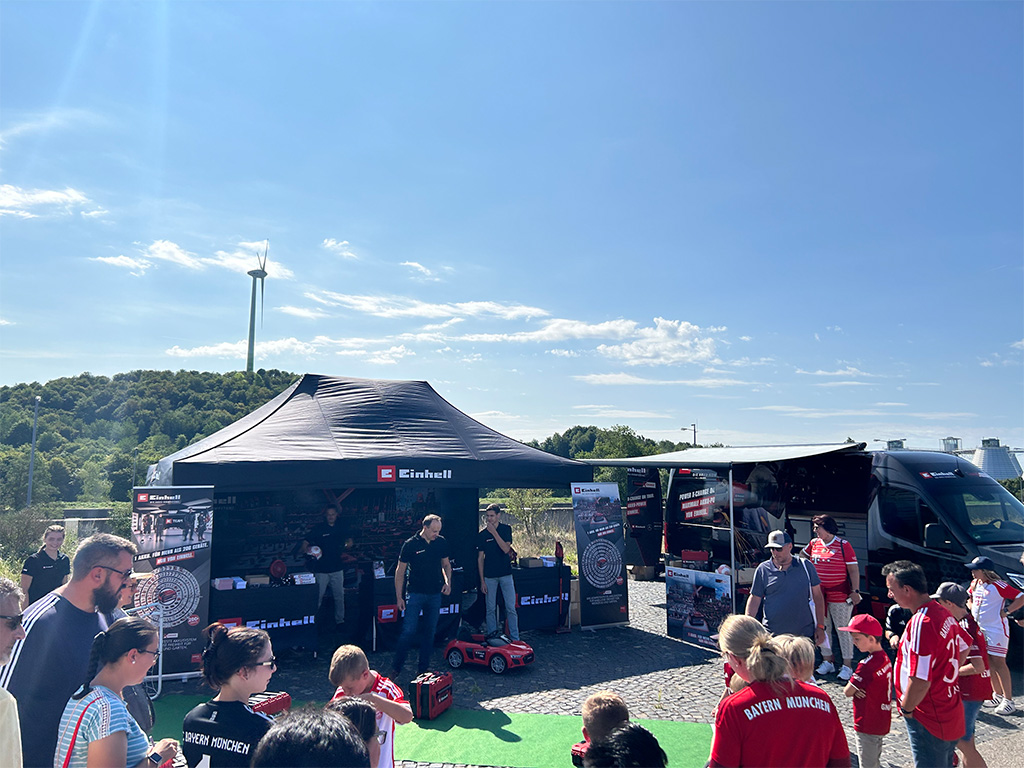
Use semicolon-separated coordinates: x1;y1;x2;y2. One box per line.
391;514;451;678
302;506;348;631
477;503;519;640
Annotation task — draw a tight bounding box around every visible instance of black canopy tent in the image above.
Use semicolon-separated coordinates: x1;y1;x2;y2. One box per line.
149;374;590;491
144;375;591;646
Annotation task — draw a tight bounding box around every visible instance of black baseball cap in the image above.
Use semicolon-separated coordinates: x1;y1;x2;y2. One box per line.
964;556;995;571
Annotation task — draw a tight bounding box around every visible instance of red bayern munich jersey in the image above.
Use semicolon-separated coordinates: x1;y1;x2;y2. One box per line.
849;650;892;736
958;613;993;703
804;537;857;601
895;600;969;741
331;672;407;768
711;679;850;768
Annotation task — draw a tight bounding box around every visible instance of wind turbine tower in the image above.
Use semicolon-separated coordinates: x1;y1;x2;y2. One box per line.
245;241;268;374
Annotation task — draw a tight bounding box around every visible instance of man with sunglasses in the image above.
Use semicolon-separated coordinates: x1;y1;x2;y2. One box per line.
0;533;136;768
1;577;28;768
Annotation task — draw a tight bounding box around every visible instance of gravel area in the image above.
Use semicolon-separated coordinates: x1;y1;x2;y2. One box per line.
161;580;1021;767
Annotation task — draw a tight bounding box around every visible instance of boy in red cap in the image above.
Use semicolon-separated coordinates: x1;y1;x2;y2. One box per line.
840;614;892;768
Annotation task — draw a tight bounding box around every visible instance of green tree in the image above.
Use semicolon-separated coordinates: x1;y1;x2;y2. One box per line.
503;487;554;537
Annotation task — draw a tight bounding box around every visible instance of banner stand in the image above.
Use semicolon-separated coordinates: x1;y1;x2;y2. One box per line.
570;482;630;629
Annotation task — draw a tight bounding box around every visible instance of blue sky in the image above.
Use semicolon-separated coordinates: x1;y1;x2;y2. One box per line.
2;1;1021;451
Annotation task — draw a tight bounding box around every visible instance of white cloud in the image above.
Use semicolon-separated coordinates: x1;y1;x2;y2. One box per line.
310;292;548;320
0;108;105;149
462;318;638;343
401;261;436;278
421;318;464;331
1012;340;1024;350
81;208;110;218
796;366;880;377
140;240;204;269
575;373;747;387
572;404;669;419
815;381;874;387
742;404;976;420
91;254;152;276
471;410;519;420
278;306;328;319
596;318;718;366
0;317;12;326
322;238;357;259
165;337;318;359
875;402;907;407
739;336;752;342
121;240;295;279
548;349;580;358
365;345;413;364
0;184;103;218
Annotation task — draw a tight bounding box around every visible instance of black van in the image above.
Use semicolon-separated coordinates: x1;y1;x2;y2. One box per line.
596;444;1024;648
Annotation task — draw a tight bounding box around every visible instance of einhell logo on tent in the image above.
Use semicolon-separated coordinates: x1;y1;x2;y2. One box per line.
137;493;149;502
378;466;454;482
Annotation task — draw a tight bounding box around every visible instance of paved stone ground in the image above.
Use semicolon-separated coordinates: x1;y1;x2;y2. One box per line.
162;580;1021;767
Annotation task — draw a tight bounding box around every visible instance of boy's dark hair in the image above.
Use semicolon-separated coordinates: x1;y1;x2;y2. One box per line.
584;723;668;768
882;560;928;595
252;707;369;768
326;697;377;744
199;622;270;689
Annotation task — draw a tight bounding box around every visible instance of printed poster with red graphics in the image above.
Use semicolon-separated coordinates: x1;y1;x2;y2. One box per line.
132;486;214;676
570;483;629;628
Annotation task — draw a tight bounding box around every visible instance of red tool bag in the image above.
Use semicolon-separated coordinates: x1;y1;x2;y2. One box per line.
248;691;292;718
410;671;453;720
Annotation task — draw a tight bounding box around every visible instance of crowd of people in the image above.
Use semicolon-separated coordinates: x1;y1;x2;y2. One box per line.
0;518;1020;768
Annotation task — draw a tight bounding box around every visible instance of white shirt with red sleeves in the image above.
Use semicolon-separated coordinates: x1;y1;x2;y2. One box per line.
969;578;1021;633
804;537;857;602
332;672;407;768
895;600;969;741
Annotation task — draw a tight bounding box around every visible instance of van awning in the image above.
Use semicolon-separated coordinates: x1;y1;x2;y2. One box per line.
582;442;867;469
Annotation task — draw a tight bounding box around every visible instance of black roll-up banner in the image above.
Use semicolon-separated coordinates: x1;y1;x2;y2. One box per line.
625;467;663;567
132;486;214;675
570;483;629;628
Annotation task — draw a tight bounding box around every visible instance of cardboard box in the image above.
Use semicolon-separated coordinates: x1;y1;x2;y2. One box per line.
736;568;758;585
212;578;234;591
519;557;545;568
245;574;270;587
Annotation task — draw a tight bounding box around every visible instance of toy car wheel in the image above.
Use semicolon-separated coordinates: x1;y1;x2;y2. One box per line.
447;648;464;669
489;654;507;674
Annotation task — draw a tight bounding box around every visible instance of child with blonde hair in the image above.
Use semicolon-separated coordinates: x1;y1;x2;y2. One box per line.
775;633;817;684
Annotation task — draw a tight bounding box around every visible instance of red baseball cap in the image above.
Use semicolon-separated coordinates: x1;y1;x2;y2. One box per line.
838;614;883;637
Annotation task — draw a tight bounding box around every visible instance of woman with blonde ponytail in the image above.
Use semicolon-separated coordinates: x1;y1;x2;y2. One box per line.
709;614;850;768
54;617;179;768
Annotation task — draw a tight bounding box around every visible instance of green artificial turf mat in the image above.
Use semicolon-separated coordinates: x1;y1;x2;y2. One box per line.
154;698;711;768
394;709;711;768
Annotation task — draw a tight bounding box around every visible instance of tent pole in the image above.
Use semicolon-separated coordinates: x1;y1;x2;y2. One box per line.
729;467;736;614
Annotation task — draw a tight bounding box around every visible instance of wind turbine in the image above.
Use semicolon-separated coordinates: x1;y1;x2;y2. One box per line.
245;240;268;374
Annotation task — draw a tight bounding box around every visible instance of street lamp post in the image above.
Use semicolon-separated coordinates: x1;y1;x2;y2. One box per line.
690;421;698;446
27;395;41;506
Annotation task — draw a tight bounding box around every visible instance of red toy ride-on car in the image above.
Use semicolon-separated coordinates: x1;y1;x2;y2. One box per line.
444;632;535;674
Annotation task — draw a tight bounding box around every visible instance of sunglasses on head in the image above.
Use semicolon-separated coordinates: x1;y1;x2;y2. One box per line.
0;614;23;630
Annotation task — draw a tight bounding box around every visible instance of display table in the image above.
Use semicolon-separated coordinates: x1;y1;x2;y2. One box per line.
513;564;572;632
210;585;318;651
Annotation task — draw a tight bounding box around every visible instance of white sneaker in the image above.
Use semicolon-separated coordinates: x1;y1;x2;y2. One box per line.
982;696;1002;708
994;698;1016;715
816;661;836;675
838;665;853;681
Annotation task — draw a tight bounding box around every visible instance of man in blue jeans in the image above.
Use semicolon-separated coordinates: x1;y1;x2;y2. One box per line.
391;515;451;678
477;503;519;640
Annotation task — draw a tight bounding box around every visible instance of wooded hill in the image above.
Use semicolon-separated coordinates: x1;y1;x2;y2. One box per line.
0;370;694;510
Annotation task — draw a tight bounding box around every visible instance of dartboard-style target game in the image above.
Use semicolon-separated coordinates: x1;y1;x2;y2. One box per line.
135;565;203;628
581;539;623;590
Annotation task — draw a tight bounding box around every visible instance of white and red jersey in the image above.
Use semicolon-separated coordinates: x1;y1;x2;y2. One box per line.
957;613;993;703
849;650;892;736
710;679;850;768
895;600;969;741
332;672;407;768
804;537;857;602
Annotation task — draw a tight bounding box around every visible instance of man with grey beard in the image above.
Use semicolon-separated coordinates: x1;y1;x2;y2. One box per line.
0;533;136;768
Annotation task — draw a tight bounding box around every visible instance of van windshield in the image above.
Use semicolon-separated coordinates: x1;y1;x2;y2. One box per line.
928;480;1024;544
